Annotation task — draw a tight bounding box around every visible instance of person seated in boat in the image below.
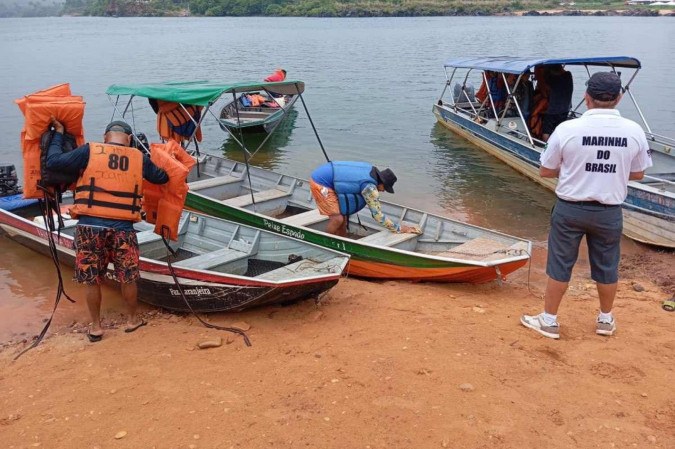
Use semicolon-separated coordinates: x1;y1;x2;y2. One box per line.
541;64;573;141
528;65;550;141
505;71;534;121
46;118;169;342
475;71;507;117
309;161;420;237
264;68;287;83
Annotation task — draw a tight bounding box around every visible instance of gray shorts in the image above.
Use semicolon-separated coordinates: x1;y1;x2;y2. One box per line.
546;199;623;284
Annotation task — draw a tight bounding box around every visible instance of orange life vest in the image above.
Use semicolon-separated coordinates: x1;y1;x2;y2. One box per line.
70;143;144;222
156;100;203;143
249;94;266;107
15;84;86;199
142;141;191;241
264;69;286;83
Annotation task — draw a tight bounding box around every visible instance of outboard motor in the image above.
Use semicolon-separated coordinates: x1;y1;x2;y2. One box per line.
453;82;475;103
0;163;21;197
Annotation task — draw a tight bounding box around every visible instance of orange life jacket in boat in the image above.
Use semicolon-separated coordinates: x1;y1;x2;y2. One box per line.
69;143;144;222
249;94;266;107
264;69;286;83
15;84;86;199
142;141;192;241
155;100;203;143
475;79;488;103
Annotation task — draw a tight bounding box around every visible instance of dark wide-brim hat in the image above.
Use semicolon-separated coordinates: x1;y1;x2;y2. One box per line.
104;120;133;135
586;72;622;101
373;167;397;194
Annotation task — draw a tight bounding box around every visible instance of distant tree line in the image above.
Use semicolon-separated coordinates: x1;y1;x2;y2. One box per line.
59;0;566;17
3;0;663;18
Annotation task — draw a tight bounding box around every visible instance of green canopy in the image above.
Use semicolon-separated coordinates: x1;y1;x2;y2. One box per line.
105;80;306;106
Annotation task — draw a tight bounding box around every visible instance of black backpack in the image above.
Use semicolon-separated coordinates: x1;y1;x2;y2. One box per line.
39;128;80;191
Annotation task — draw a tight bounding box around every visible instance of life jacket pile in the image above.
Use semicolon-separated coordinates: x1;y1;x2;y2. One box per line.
142;140;194;241
15;84;86;199
245;94;267;108
154;100;203;143
69;143;144;222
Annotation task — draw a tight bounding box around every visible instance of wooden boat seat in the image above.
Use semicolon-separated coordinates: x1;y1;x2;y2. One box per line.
434;237;512;262
229;111;270;119
223;188;290;208
257;256;344;281
280;209;326;227
173;247;249;271
359;230;419;247
189;175;242;191
137;230;163;245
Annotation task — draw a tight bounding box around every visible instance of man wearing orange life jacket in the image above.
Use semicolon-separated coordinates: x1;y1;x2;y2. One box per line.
47;119;168;342
264;68;287;82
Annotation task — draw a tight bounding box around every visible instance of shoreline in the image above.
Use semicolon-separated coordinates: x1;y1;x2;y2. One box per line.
1;246;673;448
8;8;675;18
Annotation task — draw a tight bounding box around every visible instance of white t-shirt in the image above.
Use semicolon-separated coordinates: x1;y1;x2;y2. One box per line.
540;109;652;205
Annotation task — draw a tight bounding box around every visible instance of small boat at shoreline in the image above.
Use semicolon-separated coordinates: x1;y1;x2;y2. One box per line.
0;193;348;313
219;89;298;135
183;155;532;283
105;80;533;283
433;56;675;249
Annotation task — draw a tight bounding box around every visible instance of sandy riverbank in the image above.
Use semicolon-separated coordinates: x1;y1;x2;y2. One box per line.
0;245;673;449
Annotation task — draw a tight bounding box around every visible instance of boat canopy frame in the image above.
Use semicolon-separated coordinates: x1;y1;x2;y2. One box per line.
105;79;334;210
438;55;675;151
438;56;675;188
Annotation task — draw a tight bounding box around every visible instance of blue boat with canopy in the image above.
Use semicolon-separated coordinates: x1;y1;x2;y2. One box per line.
433;56;675;249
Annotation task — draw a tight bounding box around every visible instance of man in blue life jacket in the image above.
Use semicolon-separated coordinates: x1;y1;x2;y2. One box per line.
309;161;420;236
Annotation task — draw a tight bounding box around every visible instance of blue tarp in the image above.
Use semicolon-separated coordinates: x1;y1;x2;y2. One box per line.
0;194;38;211
443;56;641;74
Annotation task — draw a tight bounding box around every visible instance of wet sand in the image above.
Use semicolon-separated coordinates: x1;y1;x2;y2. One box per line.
0;235;673;448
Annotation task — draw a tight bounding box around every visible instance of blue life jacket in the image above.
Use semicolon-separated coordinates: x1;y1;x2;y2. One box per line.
332;161;377;216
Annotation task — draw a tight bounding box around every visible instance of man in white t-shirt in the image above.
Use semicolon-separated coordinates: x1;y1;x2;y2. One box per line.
521;72;653;339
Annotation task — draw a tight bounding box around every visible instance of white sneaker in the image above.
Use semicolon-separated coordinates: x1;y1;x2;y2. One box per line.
520;313;560;339
596;319;616;336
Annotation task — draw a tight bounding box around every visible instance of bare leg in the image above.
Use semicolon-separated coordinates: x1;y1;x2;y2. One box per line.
326;215;345;236
542;133;551;142
120;281;140;328
544;277;569;315
86;284;103;336
340;217;348;237
596;282;618;313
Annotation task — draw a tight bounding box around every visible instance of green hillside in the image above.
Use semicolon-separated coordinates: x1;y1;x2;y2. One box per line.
2;0;667;18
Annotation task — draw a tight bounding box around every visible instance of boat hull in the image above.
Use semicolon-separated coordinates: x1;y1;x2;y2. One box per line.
0;209;340;313
433;105;675;249
347;259;527;283
185;191;529;284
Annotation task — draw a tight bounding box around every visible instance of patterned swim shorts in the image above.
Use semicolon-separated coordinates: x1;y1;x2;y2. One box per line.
74;225;140;285
309;179;340;216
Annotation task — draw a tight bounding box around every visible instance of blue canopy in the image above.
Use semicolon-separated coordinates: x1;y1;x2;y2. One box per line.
443;56;641;74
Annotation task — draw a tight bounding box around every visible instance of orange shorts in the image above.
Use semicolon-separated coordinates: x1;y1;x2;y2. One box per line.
310;179;340;216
